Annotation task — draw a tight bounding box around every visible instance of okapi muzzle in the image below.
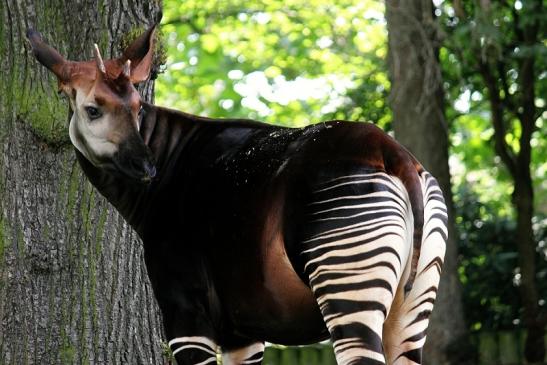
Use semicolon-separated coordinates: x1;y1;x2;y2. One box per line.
112;134;156;182
26;24;157;184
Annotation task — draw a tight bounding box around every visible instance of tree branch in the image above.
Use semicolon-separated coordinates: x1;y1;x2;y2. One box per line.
515;0;541;170
162;16;203;34
496;59;521;119
540;309;547;327
511;5;524;42
477;59;518;178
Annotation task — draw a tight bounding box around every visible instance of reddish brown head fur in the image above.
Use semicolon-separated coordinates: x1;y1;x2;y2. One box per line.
27;25;158;182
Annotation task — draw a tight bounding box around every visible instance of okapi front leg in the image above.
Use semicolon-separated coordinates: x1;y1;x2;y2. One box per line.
168;336;218;365
222;341;265;365
301;172;414;365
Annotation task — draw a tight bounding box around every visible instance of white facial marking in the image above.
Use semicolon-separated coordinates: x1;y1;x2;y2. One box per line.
68;88;119;166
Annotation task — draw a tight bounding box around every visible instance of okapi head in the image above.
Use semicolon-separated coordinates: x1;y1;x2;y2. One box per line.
26;25;157;183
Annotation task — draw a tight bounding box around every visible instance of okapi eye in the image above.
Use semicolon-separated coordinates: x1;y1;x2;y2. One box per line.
85;106;102;120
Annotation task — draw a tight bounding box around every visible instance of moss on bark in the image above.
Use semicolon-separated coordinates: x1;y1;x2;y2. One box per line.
0;1;166;363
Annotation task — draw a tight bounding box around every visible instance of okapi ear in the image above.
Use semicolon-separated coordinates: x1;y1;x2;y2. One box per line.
120;24;157;84
26;29;69;82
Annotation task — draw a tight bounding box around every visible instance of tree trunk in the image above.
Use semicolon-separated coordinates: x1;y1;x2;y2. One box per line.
0;1;165;364
476;2;544;356
513;14;544;358
385;1;471;364
514;176;545;362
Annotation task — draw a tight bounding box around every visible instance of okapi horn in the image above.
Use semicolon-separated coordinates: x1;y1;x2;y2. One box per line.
93;43;106;75
123;59;131;78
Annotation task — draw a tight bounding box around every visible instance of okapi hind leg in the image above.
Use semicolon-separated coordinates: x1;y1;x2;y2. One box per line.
383;172;447;365
300;172;415;365
222;341;265;365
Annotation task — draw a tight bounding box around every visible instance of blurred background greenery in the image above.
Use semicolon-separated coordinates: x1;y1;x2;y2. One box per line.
155;0;545;363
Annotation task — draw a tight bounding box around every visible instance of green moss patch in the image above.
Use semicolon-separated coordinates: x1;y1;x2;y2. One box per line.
18;88;70;147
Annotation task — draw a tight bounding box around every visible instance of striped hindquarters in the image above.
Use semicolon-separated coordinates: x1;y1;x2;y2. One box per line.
300;171;414;365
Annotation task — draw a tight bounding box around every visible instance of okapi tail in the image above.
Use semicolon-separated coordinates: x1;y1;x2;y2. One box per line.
383;146;425;299
401;162;425;298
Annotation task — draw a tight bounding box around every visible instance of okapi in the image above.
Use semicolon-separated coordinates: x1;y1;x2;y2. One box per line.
27;22;447;365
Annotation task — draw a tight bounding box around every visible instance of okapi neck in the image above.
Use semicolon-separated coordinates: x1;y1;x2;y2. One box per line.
74;104;197;235
139;103;198;174
74;149;148;229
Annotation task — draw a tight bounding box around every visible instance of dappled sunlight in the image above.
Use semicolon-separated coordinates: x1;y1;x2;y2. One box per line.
156;0;388;126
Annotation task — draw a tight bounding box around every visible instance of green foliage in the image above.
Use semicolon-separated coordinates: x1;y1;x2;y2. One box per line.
157;0;390;127
439;0;546;213
440;0;547;333
161;341;175;362
450;112;515;216
455;184;547;331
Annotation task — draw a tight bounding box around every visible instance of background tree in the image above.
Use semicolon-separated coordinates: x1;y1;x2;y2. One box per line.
385;1;470;364
0;1;166;363
439;0;546;362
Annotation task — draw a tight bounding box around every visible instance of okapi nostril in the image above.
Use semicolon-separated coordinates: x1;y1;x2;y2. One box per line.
143;161;156;178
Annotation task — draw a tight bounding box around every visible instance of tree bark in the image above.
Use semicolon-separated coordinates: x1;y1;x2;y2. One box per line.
0;1;165;364
385;1;471;364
